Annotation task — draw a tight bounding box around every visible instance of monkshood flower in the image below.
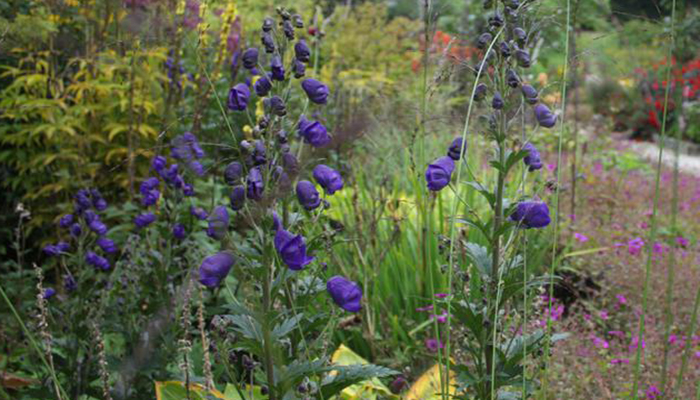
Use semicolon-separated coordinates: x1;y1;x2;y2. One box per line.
173;223;186;240
190;206;208;220
224;161;244;185
262;32;275;53
74;189;92;213
301;79;329;104
473;83;487;101
254;75;272;96
448;137;465;161
43;244;61;257
56;242;70;253
199;252;235;288
86;251;110;270
207;205;229;240
313;164;343;195
270;55;285;81
229;185;246;211
523;143;543;171
89;220;108;236
64;275;77;292
242;48;258;69
515;49;531;68
274;225;315;270
264;96;287;117
293;13;304;28
247;167;264;200
425;156;455;191
83;210;98;224
294;39;310;63
43;288;56;300
272;166;291;191
476;32;492;49
282;19;295;40
499;42;511;58
513;27;526;44
134;212;156;228
521;84;538;104
298;115;330;147
292;60;306;78
70;223;82;237
534;103;557;128
90;189;108;211
97;237;118;254
296;180;321;210
488;12;504;28
262;17;274;32
59;214;74;228
326;276;362;312
509;201;551;229
492;91;504;110
227;83;250;111
506;69;520;88
140;177;160;206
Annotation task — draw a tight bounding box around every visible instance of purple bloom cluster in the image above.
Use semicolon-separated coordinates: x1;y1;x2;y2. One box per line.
171;132;206;176
509;201;551;229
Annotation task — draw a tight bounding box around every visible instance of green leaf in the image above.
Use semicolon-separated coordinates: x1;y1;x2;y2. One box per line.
320;364;398;399
464;242;492;279
271;313;304;340
154;381;225;400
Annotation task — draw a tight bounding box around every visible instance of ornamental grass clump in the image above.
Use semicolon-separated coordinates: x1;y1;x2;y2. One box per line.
423;1;564;398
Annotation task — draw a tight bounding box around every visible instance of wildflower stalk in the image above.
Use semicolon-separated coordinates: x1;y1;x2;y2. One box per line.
197;287;214;391
262;261;277;400
631;0;676;397
543;0;571;393
93;323;112;400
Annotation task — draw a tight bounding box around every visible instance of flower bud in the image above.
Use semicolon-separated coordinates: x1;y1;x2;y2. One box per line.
262;17;274;32
473;83;487;101
313;164;343;195
227;83;250;111
492;91;504;110
301;78;329;104
282;20;295;40
534;104;557;128
327;276;362;312
262;32;275;53
506;68;520;88
292;59;306;78
510;201;551;228
294;39;311;63
515;49;531;68
229;185;246;211
254;75;272;96
476;32;492;50
425;156;455;191
296;180;321;210
242;48;259;69
292;14;304;28
264;95;287;117
521;84;538;104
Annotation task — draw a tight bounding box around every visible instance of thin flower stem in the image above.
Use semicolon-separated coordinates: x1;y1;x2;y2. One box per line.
542;0;571;394
673;284;700;394
631;1;676;397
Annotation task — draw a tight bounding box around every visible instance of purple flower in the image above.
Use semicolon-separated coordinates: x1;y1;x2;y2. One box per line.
264;96;286;117
56;242;70;253
492;91;504;109
246;167;264;201
448;137;465;161
134;212;156;228
89;220;108;236
499;41;511;58
43;288;56;300
296;180;321;210
301;79;329;104
141;189;160;207
274;226;315;270
86;251;110;270
262;32;275;53
173;223;186;240
74;189;92;212
510;201;551;229
254;75;272;97
83;210;99;224
189;160;204;176
326;276;362;312
270;55;285;81
229;185;246;211
242;48;259;70
313;164;344;195
199;252;235;288
515;49;531;68
141;177;160;192
97;237;118;254
59;214;74;228
523;143;543;171
70;223;82;237
43;244;61;257
224;161;244;185
183;183;195;196
298;115;330;147
534;104;557;128
294;39;310;63
513;27;527;44
292;59;306;78
207;205;229;240
389;376;408;394
425;338;444;352
282;152;299;173
425;156;455;191
152;156;167;172
190;206;208;220
521;84;538;104
227;83;250;111
90;189;108;211
473;83;487;101
506;68;520;88
64;275;77;292
476;32;492;49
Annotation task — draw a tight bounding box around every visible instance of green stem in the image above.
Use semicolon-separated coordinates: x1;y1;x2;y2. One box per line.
631;1;676;398
262;264;276;400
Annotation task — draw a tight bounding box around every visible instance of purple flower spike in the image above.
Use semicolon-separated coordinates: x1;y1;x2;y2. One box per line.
534;104;557;128
59;214;74;228
274;227;315;271
43;288;56;300
326;276;362;312
523;143;543;171
199;252;235;288
298;115;330;147
510;201;551;229
425;156;455;192
173;223;186;240
521;84;538;105
242;48;259;70
296;180;321;210
301;78;329;104
190;206;208;220
152;155;167;172
270;55;285;81
227;83;250;111
134;212;156;228
294;39;310;63
246;167;264;201
207;205;229;240
312;165;344;195
89;220;108;236
86;251;110;270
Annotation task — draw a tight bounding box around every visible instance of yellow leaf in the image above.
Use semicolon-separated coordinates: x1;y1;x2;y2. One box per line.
331;344;397;400
405;363;457;400
154;381;226;400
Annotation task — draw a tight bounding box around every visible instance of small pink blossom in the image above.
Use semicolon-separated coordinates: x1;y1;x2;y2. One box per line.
628;238;645;256
610;358;630;365
676;236;689;247
591;335;609;349
574;233;589;243
435;293;449;299
546;163;556;172
600;310;609;320
425;338;444;352
629;336;646;352
645;385;661;399
416;305;434;312
668;334;677;345
639;221;649;229
616;294;627;305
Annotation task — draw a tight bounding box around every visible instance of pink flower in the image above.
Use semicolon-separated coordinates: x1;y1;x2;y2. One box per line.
694;351;700;359
591;335;609;349
416;305;434;312
425;338;444;352
645;385;661;399
668;334;677;345
676;236;689;247
435;293;449;299
608;330;625;338
431;311;448;323
629;336;646;352
546;163;557;172
610;358;630;365
600;310;609;320
652;242;667;255
639;221;649;229
628;238;645;256
568;214;576;222
574;233;589;243
616;294;627;305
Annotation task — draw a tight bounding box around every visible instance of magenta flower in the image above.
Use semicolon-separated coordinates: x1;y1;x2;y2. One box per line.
416;305;434;312
628;238;645;256
610;358;630;365
574;232;589;243
425;338;444;353
616;294;627;306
